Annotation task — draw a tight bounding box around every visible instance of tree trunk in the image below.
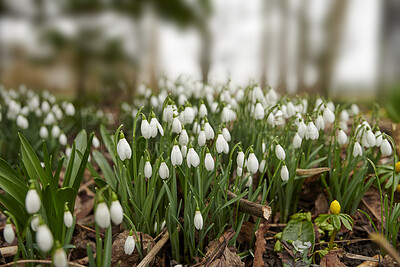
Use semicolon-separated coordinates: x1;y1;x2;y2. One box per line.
277;0;288;94
297;0;309;93
260;0;270;89
200;23;211;84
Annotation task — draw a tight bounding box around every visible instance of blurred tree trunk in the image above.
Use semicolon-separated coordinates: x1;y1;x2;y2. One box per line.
277;0;288;94
297;0;308;93
200;23;211;84
260;0;270;89
317;0;348;97
149;13;159;92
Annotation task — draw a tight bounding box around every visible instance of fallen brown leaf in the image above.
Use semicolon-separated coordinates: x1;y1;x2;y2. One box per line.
320;250;347;267
74;188;94;221
253;222;268;267
315;193;329;215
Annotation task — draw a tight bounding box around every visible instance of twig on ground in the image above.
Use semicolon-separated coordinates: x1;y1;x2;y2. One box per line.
137;230;170;267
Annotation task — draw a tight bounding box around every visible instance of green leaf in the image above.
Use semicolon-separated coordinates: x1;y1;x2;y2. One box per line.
281;219;315;251
92;150;117;191
0;159;28;206
340;216;353;231
331;215;341;231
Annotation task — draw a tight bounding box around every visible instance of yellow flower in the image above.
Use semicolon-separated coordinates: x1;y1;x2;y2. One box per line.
330;200;341;214
395;162;400;173
396;184;400;193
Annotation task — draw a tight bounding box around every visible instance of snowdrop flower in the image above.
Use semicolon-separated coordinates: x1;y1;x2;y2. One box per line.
65;103;75;116
222;127;231;142
40;125;48;139
275;144;286;161
306;122;319;140
141;115;152;139
25;184;41;214
245;174;253;187
124;230;136;255
274;110;285;126
37;223;53;252
44;113;56;125
95;199;111;229
221;106;231;123
31;215;39;231
172;116;182;134
365;129;376;147
65;146;72;158
247;149;259;174
117;132;132;161
163;104;174;123
287;102;296;117
315;115;325;131
187;144;200;168
53;245;68;267
381;138;392;156
375;131;383;147
298;120;307;138
110;193;124;225
63;203;73;228
199;102;207;118
59;132;67;146
16;115;29;129
236;89;244;102
351;104;360;116
159;160;169;179
340;110;349;122
216;133;228;154
181;145;187;158
92;135;100;149
337;130;347;146
194;209;203;230
183;105;195;124
144;160;152;178
339;121;348;132
267;112;275;126
41;101;50;113
281;164;289;182
179;129;189;146
203;119;214;140
198;129;206;146
323;106;335;124
237;166;243;177
353;142;363;157
254;102;265;120
149;116;159;138
204;151;214;171
259;159;266;173
51;125;61;138
3;219;14;244
293;133;302;149
171;143;183;166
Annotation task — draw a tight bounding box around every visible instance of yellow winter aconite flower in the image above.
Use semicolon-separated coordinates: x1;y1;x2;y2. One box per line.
395;162;400;173
396;184;400;193
330;200;341;214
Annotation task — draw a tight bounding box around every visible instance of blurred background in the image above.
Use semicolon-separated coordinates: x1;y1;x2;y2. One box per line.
0;0;399;106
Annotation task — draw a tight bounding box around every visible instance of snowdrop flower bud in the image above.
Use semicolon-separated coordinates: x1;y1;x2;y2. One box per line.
26;184;41;214
237;149;245;167
351;104;359;116
37;223;53;252
204;151;214;171
159;160;169;179
216;133;227;154
222;127;231;142
95;198;110;229
41;101;50;113
375;131;382;147
315;115;325;131
59;132;67;146
16;115;29;129
323;106;335;124
203;119;214;140
144;160;152;178
149;115;159;138
245;174;253;187
65;103;75;116
63;203;73;228
141;115;151;139
281;164;289;182
172;116;182;134
198;129;206;147
51;125;61;138
65;146;72;158
31;215;39;231
365;129;376;147
117;132;132;161
275;144;286;161
340;110;349;122
306;122;319;140
40;125;48;139
254;102;265;120
163;104;173;123
3;219;15;244
92;135;100;149
298;120;307;138
337;130;347;145
381;138;392;156
353;142;363;157
293;133;302;149
194;209;203;230
237;166;243;177
267;112;275;126
247;149;259;174
110;193;123;225
183;105;195;124
181;145;187;158
199;102;207;118
187;144;200;168
53;243;68;267
179;128;189;146
171;142;183;166
124;230;136;255
259;159;266;173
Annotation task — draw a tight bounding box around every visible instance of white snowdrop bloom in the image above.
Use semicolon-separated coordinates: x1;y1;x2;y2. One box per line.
293;133;302;149
281;165;289;182
323;107;335;124
92;135;100;149
110;199;124;225
53;247;68;267
339;121;348;131
51;125;61;138
187;147;200;168
141;118;151;139
194;210;203;230
64;103;75;116
306;122;319;140
287;102;296;117
31;215;39;231
353;142;363;157
181;145;187;158
179;129;189;146
163;105;174;122
149;117;158;138
237;151;245;167
262;142;266;153
259;159;266;173
198;130;206;146
351;104;360;116
237;166;243;177
223;140;229;154
150;95;158;107
3;221;15;244
183;106;195;124
117;137;132;161
59;133;67;146
172;117;182;134
236;89;244;102
340;110;350;122
254;102;265;120
41;101;50;113
337;130;347;146
124;231;136;255
204;152;214;171
53;107;63;120
35;108;42;117
266;89;278;105
21;106;29;116
221;107;232;123
216;134;227;154
65;146;72;158
381;138;392;156
199;103;207;118
26;188;41;214
44;113;56;125
210;102;218;113
16;115;29;129
40;126;48;139
245;174;253;187
327;101;335;112
159;162;169;179
267;112;275;126
375;131;383;147
298;120;307;138
192;120;200;134
365;129;376;147
204;122;214;140
275;145;286;161
247;152;259;174
171;145;183;166
274;110;285;126
63;204;73;228
315;115;325;131
144;161;152;178
178;94;187;106
222;127;231;142
315;98;323;110
37;224;53;252
95;201;110;229
281;105;288;119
